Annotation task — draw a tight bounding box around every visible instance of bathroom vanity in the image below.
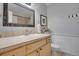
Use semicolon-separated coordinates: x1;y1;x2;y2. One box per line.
0;34;52;56
1;3;52;56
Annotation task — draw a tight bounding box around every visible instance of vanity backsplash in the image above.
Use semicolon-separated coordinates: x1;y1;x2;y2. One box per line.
0;28;36;38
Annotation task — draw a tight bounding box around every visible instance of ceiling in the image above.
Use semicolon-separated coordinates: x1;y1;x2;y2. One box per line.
45;3;53;6
45;3;62;7
45;3;79;7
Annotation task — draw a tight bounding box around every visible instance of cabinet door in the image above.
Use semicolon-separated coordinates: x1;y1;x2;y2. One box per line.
39;43;52;56
0;51;15;56
26;39;46;54
1;46;26;56
12;46;26;56
27;50;39;56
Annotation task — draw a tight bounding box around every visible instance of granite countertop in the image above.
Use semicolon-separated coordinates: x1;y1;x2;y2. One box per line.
0;34;50;50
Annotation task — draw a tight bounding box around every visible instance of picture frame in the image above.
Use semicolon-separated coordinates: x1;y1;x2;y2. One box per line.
40;15;47;26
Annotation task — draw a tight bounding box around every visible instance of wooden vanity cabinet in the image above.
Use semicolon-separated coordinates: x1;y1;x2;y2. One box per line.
27;43;52;56
26;37;52;56
0;36;52;56
26;39;46;54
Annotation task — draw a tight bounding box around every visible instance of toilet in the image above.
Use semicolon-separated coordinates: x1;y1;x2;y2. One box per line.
51;43;64;56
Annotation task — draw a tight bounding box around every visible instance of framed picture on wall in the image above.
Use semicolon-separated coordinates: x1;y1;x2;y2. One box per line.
40;15;47;26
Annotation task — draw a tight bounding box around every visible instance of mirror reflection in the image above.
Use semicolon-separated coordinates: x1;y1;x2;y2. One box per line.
8;3;34;25
3;3;35;27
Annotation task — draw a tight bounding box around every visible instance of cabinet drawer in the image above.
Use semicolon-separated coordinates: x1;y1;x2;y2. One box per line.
26;39;46;54
1;46;26;56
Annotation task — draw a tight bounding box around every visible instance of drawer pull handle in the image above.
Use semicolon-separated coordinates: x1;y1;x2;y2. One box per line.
40;48;42;50
12;55;15;56
37;51;39;53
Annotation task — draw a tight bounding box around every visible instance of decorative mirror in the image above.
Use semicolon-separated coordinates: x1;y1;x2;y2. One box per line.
3;3;35;27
